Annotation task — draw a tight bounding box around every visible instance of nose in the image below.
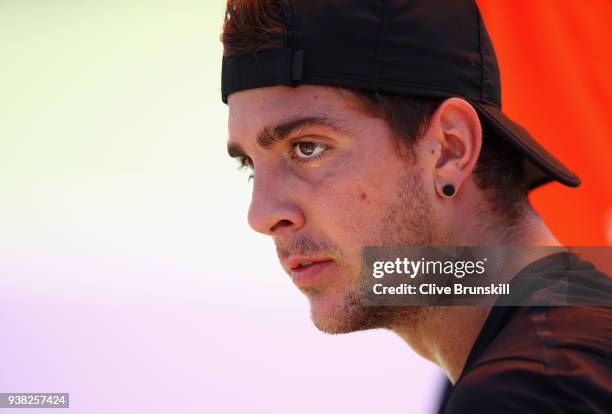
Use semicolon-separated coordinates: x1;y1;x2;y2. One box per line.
247;169;305;236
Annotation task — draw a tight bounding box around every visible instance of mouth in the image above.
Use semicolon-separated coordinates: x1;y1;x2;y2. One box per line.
284;257;335;286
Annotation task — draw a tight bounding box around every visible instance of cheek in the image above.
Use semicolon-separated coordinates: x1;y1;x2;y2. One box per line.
310;180;388;245
303;145;408;252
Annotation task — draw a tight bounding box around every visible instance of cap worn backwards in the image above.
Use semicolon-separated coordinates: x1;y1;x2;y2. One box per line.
221;0;581;190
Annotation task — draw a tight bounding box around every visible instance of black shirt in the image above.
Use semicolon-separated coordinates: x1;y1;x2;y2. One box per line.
439;252;612;413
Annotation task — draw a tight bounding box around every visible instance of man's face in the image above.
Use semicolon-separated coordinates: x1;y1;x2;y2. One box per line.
227;85;435;333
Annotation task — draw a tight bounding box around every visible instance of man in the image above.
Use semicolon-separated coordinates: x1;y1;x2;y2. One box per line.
220;1;612;412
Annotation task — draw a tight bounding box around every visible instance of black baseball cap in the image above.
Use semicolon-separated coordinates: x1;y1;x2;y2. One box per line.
221;0;581;190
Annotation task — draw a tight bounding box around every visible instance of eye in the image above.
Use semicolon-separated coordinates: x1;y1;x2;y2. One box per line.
293;142;325;159
236;156;253;170
236;157;254;181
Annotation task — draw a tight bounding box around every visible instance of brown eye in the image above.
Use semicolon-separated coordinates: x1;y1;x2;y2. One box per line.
294;142;324;158
238;156;253;170
236;157;254;182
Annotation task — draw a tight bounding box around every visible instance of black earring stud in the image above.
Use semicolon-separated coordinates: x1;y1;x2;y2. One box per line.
442;184;455;197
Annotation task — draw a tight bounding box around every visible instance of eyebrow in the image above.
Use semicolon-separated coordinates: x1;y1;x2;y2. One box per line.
227;115;347;159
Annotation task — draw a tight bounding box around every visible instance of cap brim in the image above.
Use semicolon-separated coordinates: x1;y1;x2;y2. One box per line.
469;101;581;190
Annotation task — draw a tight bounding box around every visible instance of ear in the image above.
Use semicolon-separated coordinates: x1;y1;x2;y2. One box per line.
427;98;482;198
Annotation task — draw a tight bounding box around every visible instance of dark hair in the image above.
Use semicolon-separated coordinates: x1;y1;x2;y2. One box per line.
221;0;528;222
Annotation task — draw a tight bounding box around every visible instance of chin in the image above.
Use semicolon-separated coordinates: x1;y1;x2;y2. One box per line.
305;287;425;335
306;289;388;334
310;300;356;334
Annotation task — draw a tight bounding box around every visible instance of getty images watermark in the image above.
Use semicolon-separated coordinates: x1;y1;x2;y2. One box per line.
360;246;612;307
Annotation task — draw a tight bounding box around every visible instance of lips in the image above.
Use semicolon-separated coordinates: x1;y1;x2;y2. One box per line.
282;256;334;286
286;256;330;270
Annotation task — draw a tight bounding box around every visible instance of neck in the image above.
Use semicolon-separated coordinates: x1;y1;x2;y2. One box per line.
393;205;562;383
393;306;491;383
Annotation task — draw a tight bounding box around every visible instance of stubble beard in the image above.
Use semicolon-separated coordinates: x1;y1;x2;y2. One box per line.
311;166;434;335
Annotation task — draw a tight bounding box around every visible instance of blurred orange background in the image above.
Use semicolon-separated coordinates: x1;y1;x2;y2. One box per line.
478;0;612;245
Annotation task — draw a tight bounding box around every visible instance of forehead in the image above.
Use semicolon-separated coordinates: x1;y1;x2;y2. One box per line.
227;85;364;142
